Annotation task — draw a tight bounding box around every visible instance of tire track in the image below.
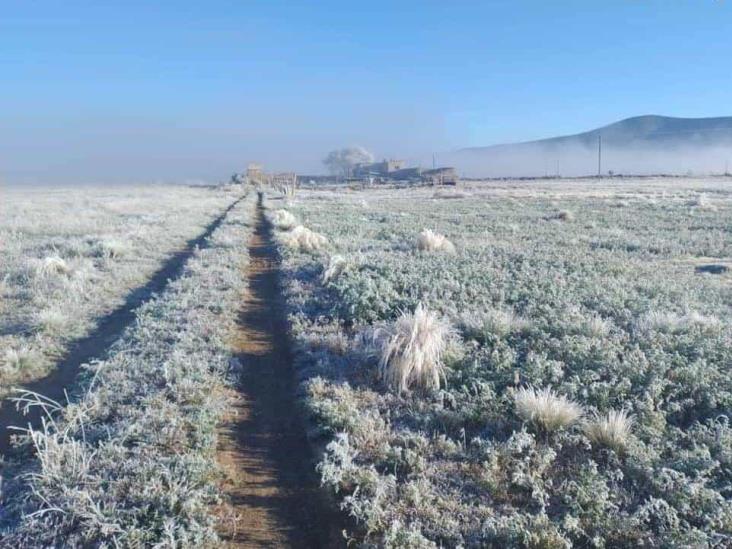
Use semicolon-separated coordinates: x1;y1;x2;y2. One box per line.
216;193;343;548
0;194;247;455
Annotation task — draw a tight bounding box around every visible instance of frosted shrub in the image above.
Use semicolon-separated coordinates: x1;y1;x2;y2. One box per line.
514;386;583;432
461;309;530;340
0;274;9;296
97;238;131;259
432;190;469;200
283;225;328;252
272;209;297;230
322;255;348;283
689;193;715;210
636;310;720;334
583;314;611;338
377;304;454;393
34;307;70;335
2;346;41;376
415;229;455;253
554;210;574;222
584;409;634;451
37;255;71;277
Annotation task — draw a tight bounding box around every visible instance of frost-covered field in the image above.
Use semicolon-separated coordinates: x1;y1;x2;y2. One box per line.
0;185;238;392
0;193;253;546
273;178;732;547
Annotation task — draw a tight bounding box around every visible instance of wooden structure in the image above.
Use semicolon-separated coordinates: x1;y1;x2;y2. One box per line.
246;163;266;185
270;172;298;198
421;167;459;185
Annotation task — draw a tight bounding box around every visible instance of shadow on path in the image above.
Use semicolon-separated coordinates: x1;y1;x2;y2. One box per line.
216;193;344;548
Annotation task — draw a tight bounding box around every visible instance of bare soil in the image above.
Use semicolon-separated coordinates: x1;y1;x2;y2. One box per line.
216;194;344;548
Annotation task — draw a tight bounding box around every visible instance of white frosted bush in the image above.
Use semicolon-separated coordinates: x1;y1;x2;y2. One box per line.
584;409;634;451
554;210;574;222
322;255;348;283
377;304;454;393
97;239;132;259
2;346;42;376
415;229;455;253
272;209;297;230
461;309;530;339
514;386;583;432
689;193;715;210
636;310;720;334
283;225;328;252
37;255;72;277
33;307;70;335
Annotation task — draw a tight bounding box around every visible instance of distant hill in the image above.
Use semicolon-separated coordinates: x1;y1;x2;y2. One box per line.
448;116;732;177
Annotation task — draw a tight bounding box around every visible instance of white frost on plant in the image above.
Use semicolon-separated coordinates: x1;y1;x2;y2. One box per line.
283;225;328;252
415;229;455;253
272;209;297;230
377;304;454;393
514;386;583;432
584;409;634;451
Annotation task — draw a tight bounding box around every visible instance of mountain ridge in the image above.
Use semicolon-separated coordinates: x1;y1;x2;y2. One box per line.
460;115;732;152
447;115;732;177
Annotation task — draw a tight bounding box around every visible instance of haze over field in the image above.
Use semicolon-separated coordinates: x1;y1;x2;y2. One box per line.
446;115;732;178
4;3;732;546
2;1;732;184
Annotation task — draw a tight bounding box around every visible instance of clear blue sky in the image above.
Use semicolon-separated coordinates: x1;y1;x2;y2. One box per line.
2;1;730;183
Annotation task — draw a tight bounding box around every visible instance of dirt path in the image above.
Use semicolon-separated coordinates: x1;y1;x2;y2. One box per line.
0;195;246;456
216;194;343;548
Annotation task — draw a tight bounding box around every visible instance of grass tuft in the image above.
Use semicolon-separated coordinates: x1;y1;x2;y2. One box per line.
272;209;297;230
377;303;454;393
415;229;455;253
283;225;328;252
514;386;583;432
37;255;72;277
33;306;70;335
584;409;634;451
2;346;42;377
554;210;574;222
97;239;132;259
322;255;348;283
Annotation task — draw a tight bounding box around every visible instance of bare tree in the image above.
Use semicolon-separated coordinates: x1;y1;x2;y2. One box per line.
323;147;374;178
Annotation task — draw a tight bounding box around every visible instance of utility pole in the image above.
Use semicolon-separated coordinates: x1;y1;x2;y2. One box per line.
597;134;602;177
432;153;436;170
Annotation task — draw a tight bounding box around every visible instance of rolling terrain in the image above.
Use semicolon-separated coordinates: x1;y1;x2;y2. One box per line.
448;115;732;177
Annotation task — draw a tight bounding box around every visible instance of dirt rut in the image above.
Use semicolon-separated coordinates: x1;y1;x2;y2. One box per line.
0;195;246;456
216;195;343;548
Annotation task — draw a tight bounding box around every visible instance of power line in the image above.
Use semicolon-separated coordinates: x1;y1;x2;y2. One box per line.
598;134;602;176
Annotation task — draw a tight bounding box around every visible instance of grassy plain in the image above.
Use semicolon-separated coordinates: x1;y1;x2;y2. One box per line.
0;185;238;392
274;177;732;547
1;190;253;546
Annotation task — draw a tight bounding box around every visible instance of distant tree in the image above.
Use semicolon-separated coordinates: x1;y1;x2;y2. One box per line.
323;147;374;177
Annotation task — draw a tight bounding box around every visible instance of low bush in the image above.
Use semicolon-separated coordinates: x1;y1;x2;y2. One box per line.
376;303;454;393
415;229;455;253
283;225;328;252
272;208;297;230
513;386;583;433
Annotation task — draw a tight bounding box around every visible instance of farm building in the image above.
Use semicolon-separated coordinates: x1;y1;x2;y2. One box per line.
353;159;406;178
421;167;459;185
352;159;458;185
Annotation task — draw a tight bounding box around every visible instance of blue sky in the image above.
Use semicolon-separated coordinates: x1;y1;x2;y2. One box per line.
2;1;731;183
